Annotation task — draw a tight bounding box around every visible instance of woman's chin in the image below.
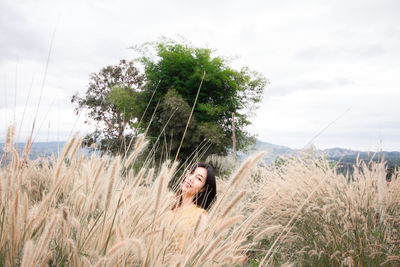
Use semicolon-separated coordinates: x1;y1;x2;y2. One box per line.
181;187;193;195
181;187;188;194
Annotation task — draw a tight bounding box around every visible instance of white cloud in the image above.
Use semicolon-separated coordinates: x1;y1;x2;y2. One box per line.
0;0;399;151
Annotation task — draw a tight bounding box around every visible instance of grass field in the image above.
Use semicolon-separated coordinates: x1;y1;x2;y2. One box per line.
1;126;399;266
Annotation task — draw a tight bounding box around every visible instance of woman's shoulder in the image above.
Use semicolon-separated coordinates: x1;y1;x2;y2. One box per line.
193;205;207;215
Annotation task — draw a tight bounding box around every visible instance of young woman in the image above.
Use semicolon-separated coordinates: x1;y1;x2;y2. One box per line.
174;162;217;211
169;163;217;248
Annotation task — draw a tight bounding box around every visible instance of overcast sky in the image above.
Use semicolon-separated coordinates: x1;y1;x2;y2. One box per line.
1;0;399;151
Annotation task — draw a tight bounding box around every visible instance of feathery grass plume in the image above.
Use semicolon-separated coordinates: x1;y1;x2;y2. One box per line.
216;215;244;233
62;206;69;221
168;160;179;179
103;188;125;255
231;205;267;244
104;158;119;216
77;154;84;169
20;240;34;267
229;152;265;188
11;147;19;175
174;259;184;267
52;158;66;185
29;217;46;239
143;164;169;267
0;216;10;252
39;251;52;267
21;136;33;163
127;168;134;181
145;167;154;185
124;135;147;168
79;210;104;253
81;256;92;266
153;165;167;217
36;173;65;216
134;134;146;151
133;168;146;186
116;223;125;240
210;241;232;262
221;190;246;218
22;192;29;223
69;136;83;160
92;159;106;188
253;225;283;241
192;213;203;237
130;172;142;192
93;258;105;267
106;240;128;256
196;233;224;264
31;215;59;266
61;135;77;159
223;255;234;264
129;238;143;260
10;185;20;254
3;125;16;153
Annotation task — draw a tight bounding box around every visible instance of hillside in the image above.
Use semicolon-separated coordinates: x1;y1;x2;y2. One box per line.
253;140;400;170
1;140;399;170
0;142;65;160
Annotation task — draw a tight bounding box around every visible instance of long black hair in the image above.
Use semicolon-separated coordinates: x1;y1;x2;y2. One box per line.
176;162;217;211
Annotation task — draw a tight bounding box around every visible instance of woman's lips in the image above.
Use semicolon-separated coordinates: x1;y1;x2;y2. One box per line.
184;181;191;188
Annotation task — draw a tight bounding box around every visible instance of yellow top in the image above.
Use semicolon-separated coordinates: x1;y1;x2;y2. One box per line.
168;205;207;250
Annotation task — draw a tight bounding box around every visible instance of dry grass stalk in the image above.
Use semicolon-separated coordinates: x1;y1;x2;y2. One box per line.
216;215;244;233
31;215;58;266
221;190;246;218
253;225;283;241
196;233;224;264
20;240;34;267
229;152;265;188
70;137;83;160
106;240;128;256
3;125;16;153
104;159;119;216
145;167;154;185
124;135;147;168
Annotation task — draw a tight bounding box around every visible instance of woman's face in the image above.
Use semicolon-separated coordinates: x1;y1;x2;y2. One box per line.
181;167;207;196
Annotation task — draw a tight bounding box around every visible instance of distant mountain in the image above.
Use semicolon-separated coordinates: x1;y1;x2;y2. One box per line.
319;147;359;158
1;140;399;170
254;140;297;163
252;140;400;168
0;141;66;160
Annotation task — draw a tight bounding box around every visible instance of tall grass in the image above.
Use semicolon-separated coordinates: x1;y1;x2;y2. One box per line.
1;126;399;266
0;126;265;266
250;154;400;266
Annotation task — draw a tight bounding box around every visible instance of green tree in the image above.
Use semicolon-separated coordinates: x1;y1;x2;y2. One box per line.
137;40;268;161
71;59;145;154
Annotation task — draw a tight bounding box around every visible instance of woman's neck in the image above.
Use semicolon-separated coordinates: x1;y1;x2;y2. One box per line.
180;193;195;209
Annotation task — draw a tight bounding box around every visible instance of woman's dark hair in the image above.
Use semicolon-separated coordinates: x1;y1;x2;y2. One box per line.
175;162;217;211
191;163;217;210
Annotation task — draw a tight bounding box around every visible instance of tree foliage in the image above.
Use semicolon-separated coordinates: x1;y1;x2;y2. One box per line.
71;59;145;154
137;40;268;161
72;40;267;161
